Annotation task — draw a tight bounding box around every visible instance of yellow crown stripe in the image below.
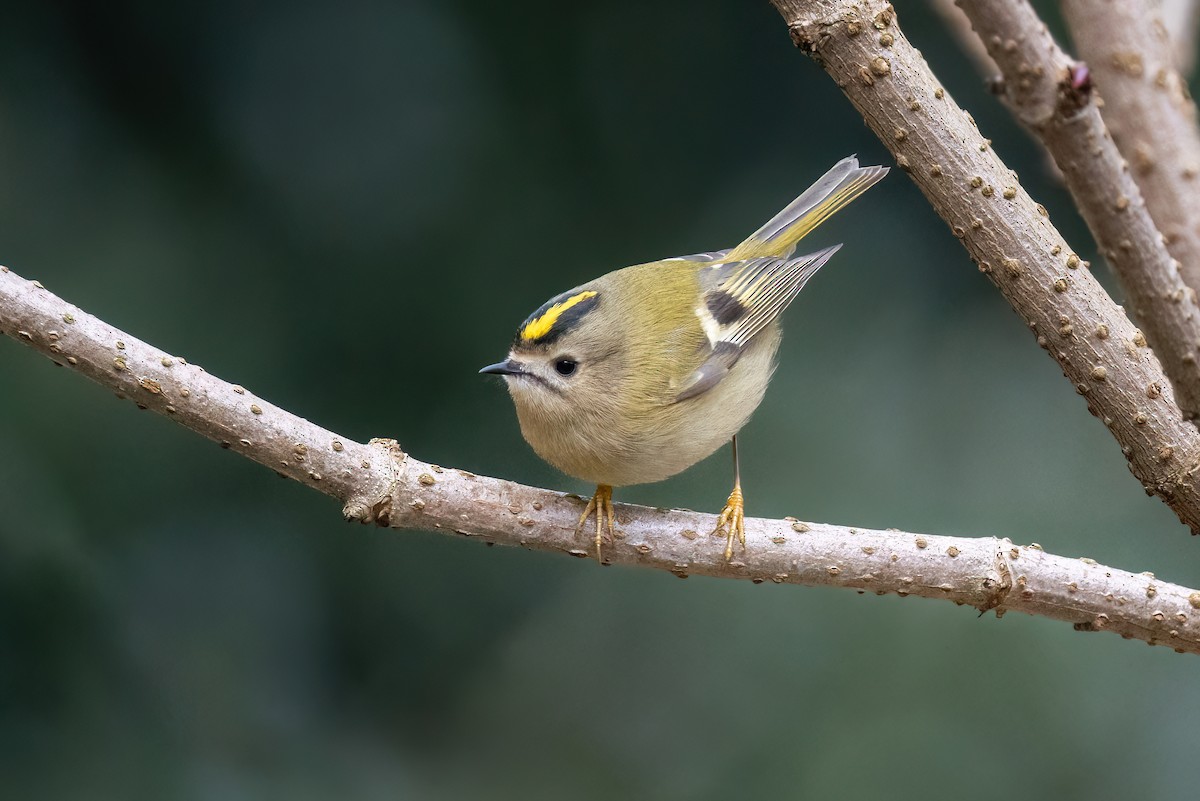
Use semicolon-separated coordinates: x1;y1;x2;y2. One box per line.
521;290;598;341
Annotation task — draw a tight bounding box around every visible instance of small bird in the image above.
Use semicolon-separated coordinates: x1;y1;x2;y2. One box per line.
481;156;887;561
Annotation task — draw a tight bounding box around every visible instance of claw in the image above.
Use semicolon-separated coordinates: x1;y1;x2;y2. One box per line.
713;484;745;560
576;484;615;562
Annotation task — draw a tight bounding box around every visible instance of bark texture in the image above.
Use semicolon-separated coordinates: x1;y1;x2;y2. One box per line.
1063;0;1200;299
3;263;1199;653
957;0;1200;420
768;0;1200;532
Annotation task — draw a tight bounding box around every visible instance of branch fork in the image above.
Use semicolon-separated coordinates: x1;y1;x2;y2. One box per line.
771;0;1200;531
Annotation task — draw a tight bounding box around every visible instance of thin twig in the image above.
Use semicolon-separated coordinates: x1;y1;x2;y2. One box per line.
1062;0;1200;297
3;265;1200;653
956;0;1200;420
767;0;1200;531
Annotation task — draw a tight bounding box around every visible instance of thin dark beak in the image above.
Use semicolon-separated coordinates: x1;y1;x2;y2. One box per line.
479;358;525;376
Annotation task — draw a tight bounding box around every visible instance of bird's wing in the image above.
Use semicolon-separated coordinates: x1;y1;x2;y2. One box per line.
674;246;841;402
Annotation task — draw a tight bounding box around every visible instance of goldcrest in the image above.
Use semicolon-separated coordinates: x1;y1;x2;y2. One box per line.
481;156;887;561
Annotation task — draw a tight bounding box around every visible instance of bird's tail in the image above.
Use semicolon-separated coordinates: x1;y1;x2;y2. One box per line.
723;156;889;262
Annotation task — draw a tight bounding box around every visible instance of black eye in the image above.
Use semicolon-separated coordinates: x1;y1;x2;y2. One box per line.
554;358;578;377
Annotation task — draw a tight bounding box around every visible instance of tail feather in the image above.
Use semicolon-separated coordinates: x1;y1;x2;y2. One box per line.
724;156;889;261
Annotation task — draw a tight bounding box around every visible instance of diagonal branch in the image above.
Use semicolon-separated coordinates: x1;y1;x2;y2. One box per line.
3;265;1200;654
930;0;998;79
767;0;1200;532
955;0;1200;421
1062;0;1200;298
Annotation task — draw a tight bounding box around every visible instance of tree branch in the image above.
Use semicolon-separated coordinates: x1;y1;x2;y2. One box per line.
929;0;998;79
767;0;1200;532
954;0;1200;421
1162;0;1200;77
3;266;1200;654
1062;0;1200;298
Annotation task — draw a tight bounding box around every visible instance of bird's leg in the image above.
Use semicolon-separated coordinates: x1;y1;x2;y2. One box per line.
713;437;746;560
576;484;615;562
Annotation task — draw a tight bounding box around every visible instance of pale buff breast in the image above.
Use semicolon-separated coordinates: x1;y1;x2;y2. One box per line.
512;322;781;487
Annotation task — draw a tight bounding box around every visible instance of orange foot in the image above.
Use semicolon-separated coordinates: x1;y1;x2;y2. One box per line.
576;484;615;562
713;484;745;561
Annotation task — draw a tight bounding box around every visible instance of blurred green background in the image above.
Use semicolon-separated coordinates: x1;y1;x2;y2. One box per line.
3;1;1199;798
